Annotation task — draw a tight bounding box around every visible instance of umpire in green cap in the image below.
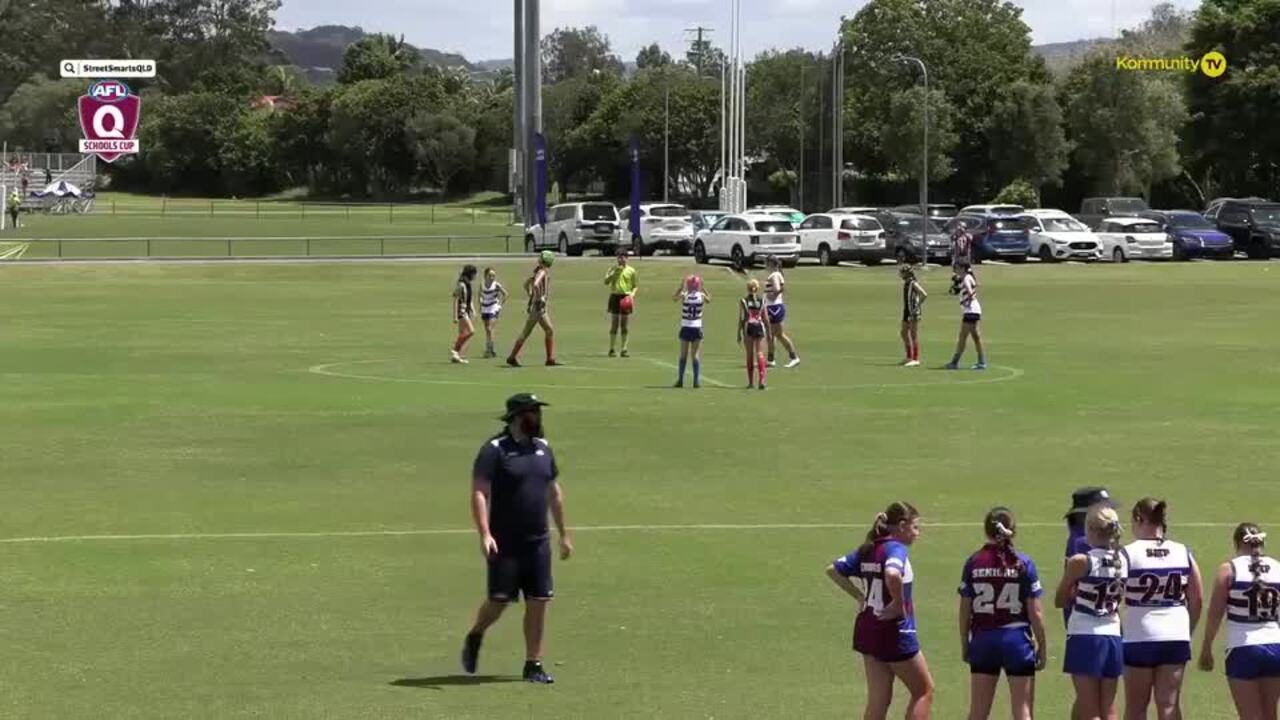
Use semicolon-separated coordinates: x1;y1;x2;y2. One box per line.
461;393;572;684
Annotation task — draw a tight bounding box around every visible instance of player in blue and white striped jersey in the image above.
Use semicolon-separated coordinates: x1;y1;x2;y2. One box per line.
1199;523;1280;718
1056;504;1128;720
478;267;508;359
1122;498;1203;720
672;276;709;388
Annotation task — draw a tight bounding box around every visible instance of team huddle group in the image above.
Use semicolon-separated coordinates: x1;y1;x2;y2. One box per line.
832;489;1280;720
448;248;992;384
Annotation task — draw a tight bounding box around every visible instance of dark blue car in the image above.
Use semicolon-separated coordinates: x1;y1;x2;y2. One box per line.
1140;210;1235;260
945;213;1031;263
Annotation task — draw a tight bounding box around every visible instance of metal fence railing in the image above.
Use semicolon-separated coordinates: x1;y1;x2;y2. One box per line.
94;200;515;225
4;234;522;261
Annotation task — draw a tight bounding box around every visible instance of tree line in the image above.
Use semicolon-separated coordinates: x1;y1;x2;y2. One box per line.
0;0;1276;209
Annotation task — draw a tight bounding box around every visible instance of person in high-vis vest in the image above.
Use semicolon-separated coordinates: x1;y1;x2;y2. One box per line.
6;190;21;229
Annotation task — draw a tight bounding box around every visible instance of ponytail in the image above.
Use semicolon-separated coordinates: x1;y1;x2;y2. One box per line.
856;502;919;558
1236;523;1269;597
1087;505;1124;568
984;506;1023;572
1132;497;1169;542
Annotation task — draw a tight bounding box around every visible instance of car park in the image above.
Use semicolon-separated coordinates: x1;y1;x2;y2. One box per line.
1139;210;1235;260
1020;210;1102;262
875;211;952;263
619;203;694;256
1094;217;1174;262
892;203;958;220
1210;198;1280;259
960;204;1025;216
694;214;801;269
746;205;806;225
691;210;727;235
797;213;888;266
1076;197;1150;230
945;213;1031;263
526;202;621;256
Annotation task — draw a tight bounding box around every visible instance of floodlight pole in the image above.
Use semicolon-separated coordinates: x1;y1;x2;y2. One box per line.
512;0;525;224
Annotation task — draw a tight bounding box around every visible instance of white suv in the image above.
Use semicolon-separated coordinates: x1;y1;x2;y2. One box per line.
797;213;887;266
693;214;801;269
526;202;621;256
1021;209;1102;262
619;203;694;256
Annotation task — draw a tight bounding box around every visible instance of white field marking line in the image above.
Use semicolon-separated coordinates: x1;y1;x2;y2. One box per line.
641;356;732;388
0;521;1257;545
306;359;1024;392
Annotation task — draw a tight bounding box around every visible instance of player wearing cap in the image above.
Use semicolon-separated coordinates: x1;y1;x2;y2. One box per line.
461;394;573;684
603;250;638;358
507;252;560;367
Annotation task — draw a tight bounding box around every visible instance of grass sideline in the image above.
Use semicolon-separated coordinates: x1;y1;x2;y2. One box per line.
2;258;1278;718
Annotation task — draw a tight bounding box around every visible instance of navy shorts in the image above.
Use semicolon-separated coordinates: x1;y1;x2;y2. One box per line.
963;313;982;324
679;326;704;342
1226;644;1280;680
487;539;553;603
766;304;787;324
1064;635;1124;678
745;322;765;339
481;310;500;321
969;627;1038;677
902;309;922;323
1125;641;1191;668
607;294;632;315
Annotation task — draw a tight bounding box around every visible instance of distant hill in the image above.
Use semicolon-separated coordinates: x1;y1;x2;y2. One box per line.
1033;38;1112;74
269;25;475;85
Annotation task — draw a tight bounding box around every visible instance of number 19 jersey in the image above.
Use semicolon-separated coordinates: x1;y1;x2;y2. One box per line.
1122;539;1193;643
958;545;1043;631
1226;554;1280;650
1067;547;1128;637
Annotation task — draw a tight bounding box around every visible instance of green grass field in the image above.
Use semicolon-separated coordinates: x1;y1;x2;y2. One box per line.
2;193;517;257
3;256;1279;719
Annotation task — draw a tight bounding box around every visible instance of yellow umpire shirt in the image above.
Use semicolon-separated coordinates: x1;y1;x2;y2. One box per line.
607;265;637;295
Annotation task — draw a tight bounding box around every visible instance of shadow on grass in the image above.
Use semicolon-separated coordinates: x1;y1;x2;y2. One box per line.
390;675;520;690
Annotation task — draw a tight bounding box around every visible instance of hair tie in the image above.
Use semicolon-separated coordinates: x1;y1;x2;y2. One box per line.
994;521;1014;538
1244;530;1268;545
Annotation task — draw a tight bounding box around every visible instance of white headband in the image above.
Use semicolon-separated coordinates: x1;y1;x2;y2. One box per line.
1243;530;1268;545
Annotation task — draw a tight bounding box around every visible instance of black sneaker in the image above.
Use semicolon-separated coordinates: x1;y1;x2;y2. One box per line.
523;660;555;684
620;349;630;358
506;357;521;368
545;359;562;367
461;633;483;675
758;383;767;391
608;349;616;358
673;381;684;388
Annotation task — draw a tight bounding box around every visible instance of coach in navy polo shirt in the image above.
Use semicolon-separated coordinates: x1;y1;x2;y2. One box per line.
461;393;572;684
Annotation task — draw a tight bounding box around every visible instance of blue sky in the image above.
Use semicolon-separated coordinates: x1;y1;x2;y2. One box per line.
277;0;1201;63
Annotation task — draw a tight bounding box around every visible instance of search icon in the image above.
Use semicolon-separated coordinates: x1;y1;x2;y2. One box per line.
62;61;77;76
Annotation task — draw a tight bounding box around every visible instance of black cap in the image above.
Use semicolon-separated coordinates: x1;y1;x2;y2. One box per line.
502;393;549;421
1065;487;1114;518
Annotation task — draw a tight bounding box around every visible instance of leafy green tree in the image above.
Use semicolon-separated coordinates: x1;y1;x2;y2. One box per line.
992;179;1040;207
1062;53;1185;196
841;0;1050;198
636;44;673;70
406;111;477;196
219;108;281;196
0;75;85;151
882;85;959;182
985;81;1070;191
745;50;824;185
270;87;336;190
133;93;243;194
542;73;622;195
338;34;421;84
540;26;625;83
327;75;443;196
1185;0;1280;200
685;38;726;77
0;0;113;105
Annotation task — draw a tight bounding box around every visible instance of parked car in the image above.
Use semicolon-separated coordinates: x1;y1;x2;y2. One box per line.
797;213;888;266
525;202;621;256
1204;196;1269;220
1138;210;1235;260
960;204;1025;216
1094;217;1174;262
619;203;694;256
694;214;801;269
1210;198;1280;259
746;205;806;224
1020;210;1101;263
875;211;952;263
945;213;1031;263
1076;197;1150;230
892;203;959;220
691;210;727;235
828;206;880;216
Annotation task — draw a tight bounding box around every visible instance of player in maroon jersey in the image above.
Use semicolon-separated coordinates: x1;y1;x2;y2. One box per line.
958;508;1048;720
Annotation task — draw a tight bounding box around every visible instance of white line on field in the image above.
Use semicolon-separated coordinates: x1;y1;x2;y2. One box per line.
642;357;732;388
0;521;1256;545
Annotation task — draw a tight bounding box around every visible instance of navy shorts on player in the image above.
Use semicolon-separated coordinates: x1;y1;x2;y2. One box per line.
963;312;982;324
607;294;632;315
487;539;553;603
1226;644;1280;680
481;311;500;321
1124;641;1191;668
969;627;1037;677
1064;635;1124;678
679;327;703;342
766;304;787;324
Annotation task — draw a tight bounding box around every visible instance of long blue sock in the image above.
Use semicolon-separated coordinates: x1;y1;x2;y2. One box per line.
950;352;962;364
693;359;701;385
677;357;687;383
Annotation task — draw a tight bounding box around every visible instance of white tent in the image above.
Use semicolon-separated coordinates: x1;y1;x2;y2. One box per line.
39;180;82;197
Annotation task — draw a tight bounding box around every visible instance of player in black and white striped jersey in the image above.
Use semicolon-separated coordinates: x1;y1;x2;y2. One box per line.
478;268;508;359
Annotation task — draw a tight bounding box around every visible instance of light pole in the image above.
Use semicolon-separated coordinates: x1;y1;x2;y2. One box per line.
664;79;670;202
895;55;929;262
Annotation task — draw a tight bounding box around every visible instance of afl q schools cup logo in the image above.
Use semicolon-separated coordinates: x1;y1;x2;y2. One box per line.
78;80;142;163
